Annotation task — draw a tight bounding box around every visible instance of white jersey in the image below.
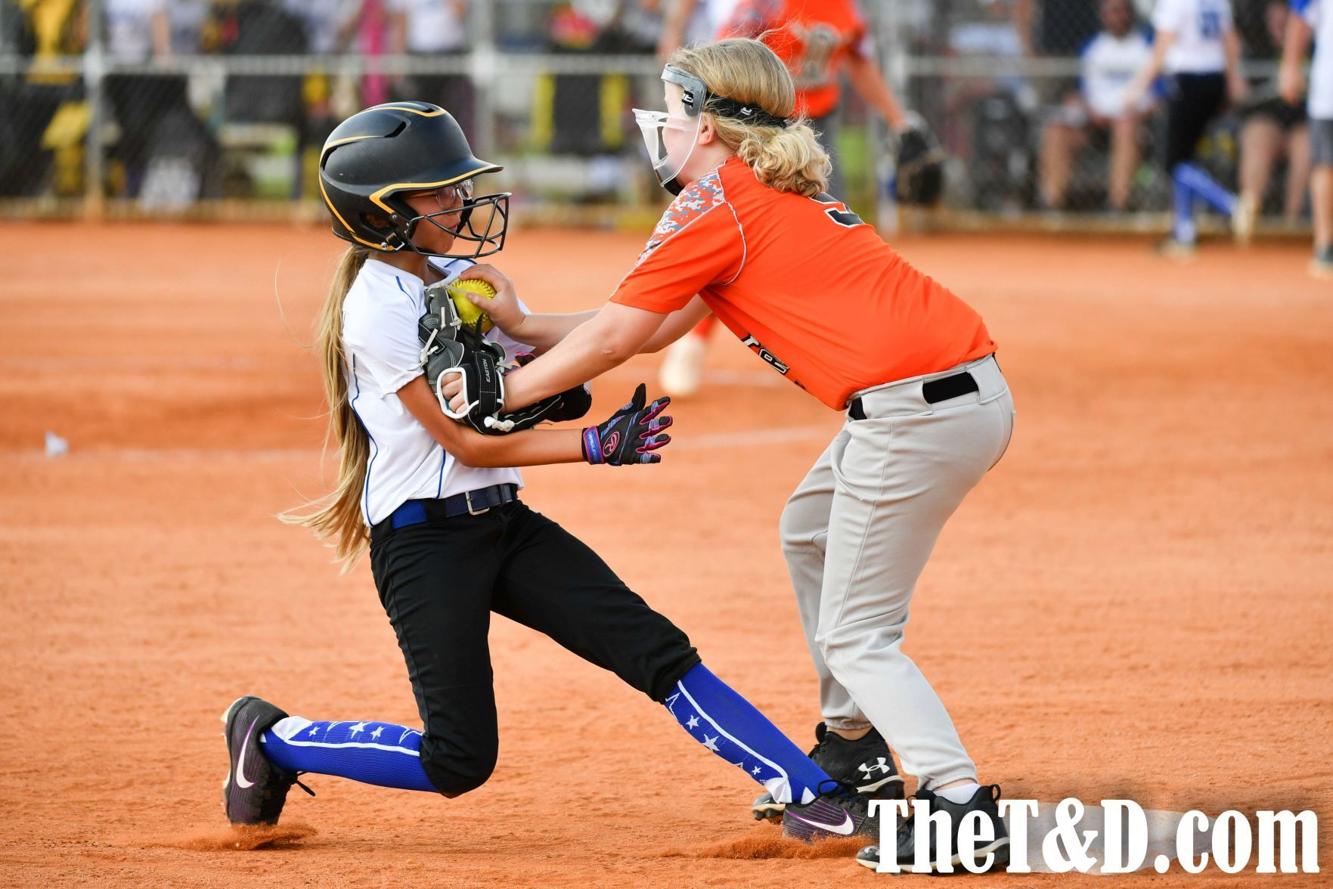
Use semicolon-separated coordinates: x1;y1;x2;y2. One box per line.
341;257;525;526
1152;0;1233;74
104;0;168;62
1294;0;1333;119
388;0;467;53
693;0;741;44
1081;29;1154;118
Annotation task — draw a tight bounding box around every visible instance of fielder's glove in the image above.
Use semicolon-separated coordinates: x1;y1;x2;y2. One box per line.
893;112;945;206
419;291;578;435
581;384;672;466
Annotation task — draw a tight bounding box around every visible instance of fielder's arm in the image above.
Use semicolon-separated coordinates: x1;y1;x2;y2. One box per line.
401;375;671;467
459;261;709;355
492;303;667;411
398;375;585;466
454;263;595;351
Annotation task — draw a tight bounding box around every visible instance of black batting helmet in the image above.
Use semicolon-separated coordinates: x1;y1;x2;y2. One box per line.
318;101;509;258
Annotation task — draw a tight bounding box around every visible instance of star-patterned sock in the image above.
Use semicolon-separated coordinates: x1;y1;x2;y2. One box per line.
665;663;830;805
260;716;438;792
1174;162;1236;216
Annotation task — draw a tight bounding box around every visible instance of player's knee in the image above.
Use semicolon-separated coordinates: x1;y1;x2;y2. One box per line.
779;505;821;558
817;623;904;675
420;738;497;798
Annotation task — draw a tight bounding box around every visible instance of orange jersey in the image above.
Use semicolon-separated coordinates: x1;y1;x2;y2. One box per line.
719;0;871;119
611;158;995;410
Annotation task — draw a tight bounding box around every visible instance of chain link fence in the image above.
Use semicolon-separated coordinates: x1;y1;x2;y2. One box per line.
0;0;1312;234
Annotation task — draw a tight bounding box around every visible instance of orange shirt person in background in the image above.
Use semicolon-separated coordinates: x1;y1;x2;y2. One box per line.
444;38;1016;871
725;0;887;122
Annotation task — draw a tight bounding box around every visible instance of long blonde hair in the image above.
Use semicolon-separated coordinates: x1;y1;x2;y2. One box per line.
282;247;371;569
669;38;831;197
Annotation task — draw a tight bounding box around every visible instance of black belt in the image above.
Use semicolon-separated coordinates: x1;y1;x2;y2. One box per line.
371;484;519;539
847;371;979;421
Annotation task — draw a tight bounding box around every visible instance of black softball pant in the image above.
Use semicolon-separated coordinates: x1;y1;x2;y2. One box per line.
1164;72;1228;172
368;500;700;797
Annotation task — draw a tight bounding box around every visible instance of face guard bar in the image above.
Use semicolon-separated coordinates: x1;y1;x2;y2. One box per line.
389;189;511;260
634;65;791;195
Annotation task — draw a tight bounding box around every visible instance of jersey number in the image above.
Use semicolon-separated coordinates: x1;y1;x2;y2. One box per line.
1199;10;1221;39
813;193;864;228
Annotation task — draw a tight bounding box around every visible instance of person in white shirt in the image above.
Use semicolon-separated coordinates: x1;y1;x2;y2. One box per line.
1039;0;1154;211
102;0;184;196
388;0;472;130
219;101;879;842
1123;0;1248;254
654;0;741;59
1282;0;1333;275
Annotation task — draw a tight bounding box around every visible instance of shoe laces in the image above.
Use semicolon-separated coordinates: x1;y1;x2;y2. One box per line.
813;779;872;817
292;772;316;797
274;768;316;798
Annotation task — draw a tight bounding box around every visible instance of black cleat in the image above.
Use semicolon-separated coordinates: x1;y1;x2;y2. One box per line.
221;695;310;826
751;722;903;822
856;784;1010;873
782;785;878;843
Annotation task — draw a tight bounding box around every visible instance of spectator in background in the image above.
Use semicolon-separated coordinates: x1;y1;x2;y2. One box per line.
531;2;635;162
166;0;209;55
1014;0;1101;58
719;0;909;202
1038;0;1154;212
103;0;188;196
1122;0;1247;255
1;0;84;197
388;0;472;131
281;0;361;195
1234;0;1310;232
1282;0;1333;275
652;0;740;60
353;0;392;107
282;0;359;55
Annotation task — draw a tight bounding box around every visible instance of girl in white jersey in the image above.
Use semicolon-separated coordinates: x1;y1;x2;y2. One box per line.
217;101;880;847
1123;0;1248;254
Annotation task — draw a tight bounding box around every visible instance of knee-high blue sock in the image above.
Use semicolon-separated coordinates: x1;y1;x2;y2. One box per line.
1172;166;1197;244
261;717;438;792
1175;162;1236;216
664;663;830;805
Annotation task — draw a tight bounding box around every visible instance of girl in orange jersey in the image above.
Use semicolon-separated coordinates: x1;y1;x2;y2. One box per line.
659;0;913;397
444;39;1015;873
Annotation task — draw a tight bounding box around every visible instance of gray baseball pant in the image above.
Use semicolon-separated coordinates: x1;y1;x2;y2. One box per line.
780;354;1014;789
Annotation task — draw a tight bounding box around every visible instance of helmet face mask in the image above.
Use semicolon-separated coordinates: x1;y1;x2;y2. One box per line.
319;101;510;260
634;108;701;197
634;65;707;195
388;185;510;259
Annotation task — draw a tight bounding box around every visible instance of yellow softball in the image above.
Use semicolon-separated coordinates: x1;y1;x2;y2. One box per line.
446;278;496;334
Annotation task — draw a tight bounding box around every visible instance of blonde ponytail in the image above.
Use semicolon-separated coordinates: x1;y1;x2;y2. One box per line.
669;38;831;197
281;247;371;570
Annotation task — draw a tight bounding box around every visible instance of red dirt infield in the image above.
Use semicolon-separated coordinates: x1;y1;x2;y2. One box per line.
1;223;1329;886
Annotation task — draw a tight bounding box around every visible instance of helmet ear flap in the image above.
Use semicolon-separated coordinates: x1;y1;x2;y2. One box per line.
355;209;400;250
